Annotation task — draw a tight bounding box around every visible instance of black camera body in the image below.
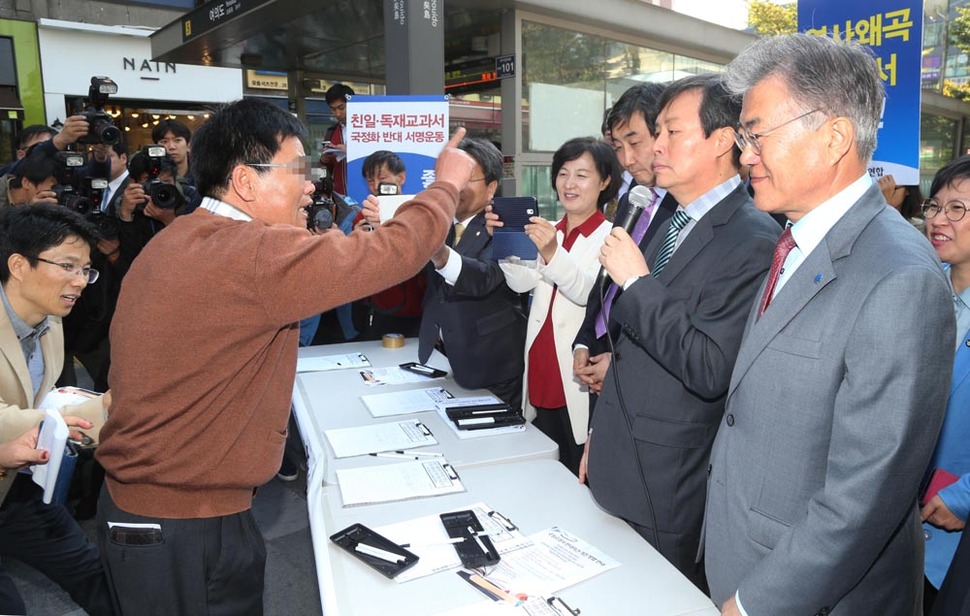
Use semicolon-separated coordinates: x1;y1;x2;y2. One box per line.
139;145;184;210
307;188;335;232
53;152;96;215
76;76;120;146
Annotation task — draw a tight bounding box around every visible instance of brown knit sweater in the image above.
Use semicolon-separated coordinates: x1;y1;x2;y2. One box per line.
97;183;457;518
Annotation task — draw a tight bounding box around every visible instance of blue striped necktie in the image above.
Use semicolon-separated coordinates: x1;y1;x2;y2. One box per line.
652;209;692;276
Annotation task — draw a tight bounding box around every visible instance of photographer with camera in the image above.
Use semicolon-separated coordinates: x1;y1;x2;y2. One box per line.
0;147;59;207
298;168;362;348
152;119;195;191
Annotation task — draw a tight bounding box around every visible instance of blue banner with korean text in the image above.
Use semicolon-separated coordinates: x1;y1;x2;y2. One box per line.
345;95;450;203
799;1;922;184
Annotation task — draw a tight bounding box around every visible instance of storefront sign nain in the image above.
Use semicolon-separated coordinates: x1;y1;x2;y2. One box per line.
123;58;177;74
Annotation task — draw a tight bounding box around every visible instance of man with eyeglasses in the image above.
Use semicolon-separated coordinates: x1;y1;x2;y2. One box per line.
95;98;474;614
0;204;113;615
584;73;778;590
704;34;954;616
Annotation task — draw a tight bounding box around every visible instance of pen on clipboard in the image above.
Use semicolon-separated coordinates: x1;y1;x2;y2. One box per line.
398;536;466;548
488;510;518;531
369;452;442;460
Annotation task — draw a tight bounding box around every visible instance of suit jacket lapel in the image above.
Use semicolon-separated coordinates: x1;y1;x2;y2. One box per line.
728;184;885;397
0;309;32;406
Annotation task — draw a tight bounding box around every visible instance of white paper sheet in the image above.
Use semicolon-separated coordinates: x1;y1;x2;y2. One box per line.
361;387;454;418
38;386;99;410
360;366;442;386
336;459;465;506
30;409;68;504
296;352;370;373
374;502;532;583
482;527;620;596
324;420;438;458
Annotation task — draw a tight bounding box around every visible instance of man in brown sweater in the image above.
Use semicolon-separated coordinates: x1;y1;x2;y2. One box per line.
95;98;474;615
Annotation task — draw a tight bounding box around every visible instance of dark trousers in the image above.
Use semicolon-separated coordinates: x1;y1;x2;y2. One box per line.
532;406;584;476
486;375;524;415
0;474;113;616
932;528;970;616
97;486;266;616
627;518;709;595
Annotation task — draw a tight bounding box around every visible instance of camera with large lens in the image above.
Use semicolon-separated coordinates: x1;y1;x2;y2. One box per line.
306;167;335;232
307;188;335;232
139;145;185;210
77;76;120;146
52;151;93;215
87;208;120;241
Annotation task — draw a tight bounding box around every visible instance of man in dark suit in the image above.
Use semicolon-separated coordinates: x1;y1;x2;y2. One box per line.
417;138;527;410
583;74;778;590
574;83;675;399
705;34;954;616
99;141;129;217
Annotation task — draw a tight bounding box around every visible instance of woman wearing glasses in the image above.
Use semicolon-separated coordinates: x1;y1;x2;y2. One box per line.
488;137;620;475
920;154;970;613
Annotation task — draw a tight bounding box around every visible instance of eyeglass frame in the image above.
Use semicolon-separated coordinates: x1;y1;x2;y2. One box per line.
734;109;823;155
33;257;100;284
245;156;313;181
921;198;969;222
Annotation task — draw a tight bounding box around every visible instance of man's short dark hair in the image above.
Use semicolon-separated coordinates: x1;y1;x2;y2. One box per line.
110;140;129;158
128;150;178;181
0;204;99;283
362;150;405;179
657;74;742;167
16;125;56;150
458;139;502;185
10;148;57;189
151;119;192;143
190;98;307;198
325;83;355;106
551;137;622;207
608;83;666;135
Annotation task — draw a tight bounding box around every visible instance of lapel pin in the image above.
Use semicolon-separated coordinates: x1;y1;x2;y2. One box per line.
814;273;823;284
965;339;969;347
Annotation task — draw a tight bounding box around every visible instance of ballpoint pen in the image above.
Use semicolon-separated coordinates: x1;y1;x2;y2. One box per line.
398;536;467;548
469;526;489;554
392;450;443;457
370;452;423;460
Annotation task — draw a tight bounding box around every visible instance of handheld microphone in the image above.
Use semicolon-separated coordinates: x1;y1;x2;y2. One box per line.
595;185;653;289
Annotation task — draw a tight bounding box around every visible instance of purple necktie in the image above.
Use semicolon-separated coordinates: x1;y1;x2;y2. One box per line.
595;189;660;338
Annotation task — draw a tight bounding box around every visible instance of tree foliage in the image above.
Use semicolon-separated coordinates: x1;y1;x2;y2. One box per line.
951;6;970;55
747;1;797;36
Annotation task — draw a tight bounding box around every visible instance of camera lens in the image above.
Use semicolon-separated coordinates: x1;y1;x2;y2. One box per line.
97;123;121;145
147;181;184;210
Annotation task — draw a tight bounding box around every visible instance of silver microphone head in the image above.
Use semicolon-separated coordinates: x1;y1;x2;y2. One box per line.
627;185;654;211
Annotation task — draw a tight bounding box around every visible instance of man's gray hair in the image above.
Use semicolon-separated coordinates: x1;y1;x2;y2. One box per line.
723;33;885;162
